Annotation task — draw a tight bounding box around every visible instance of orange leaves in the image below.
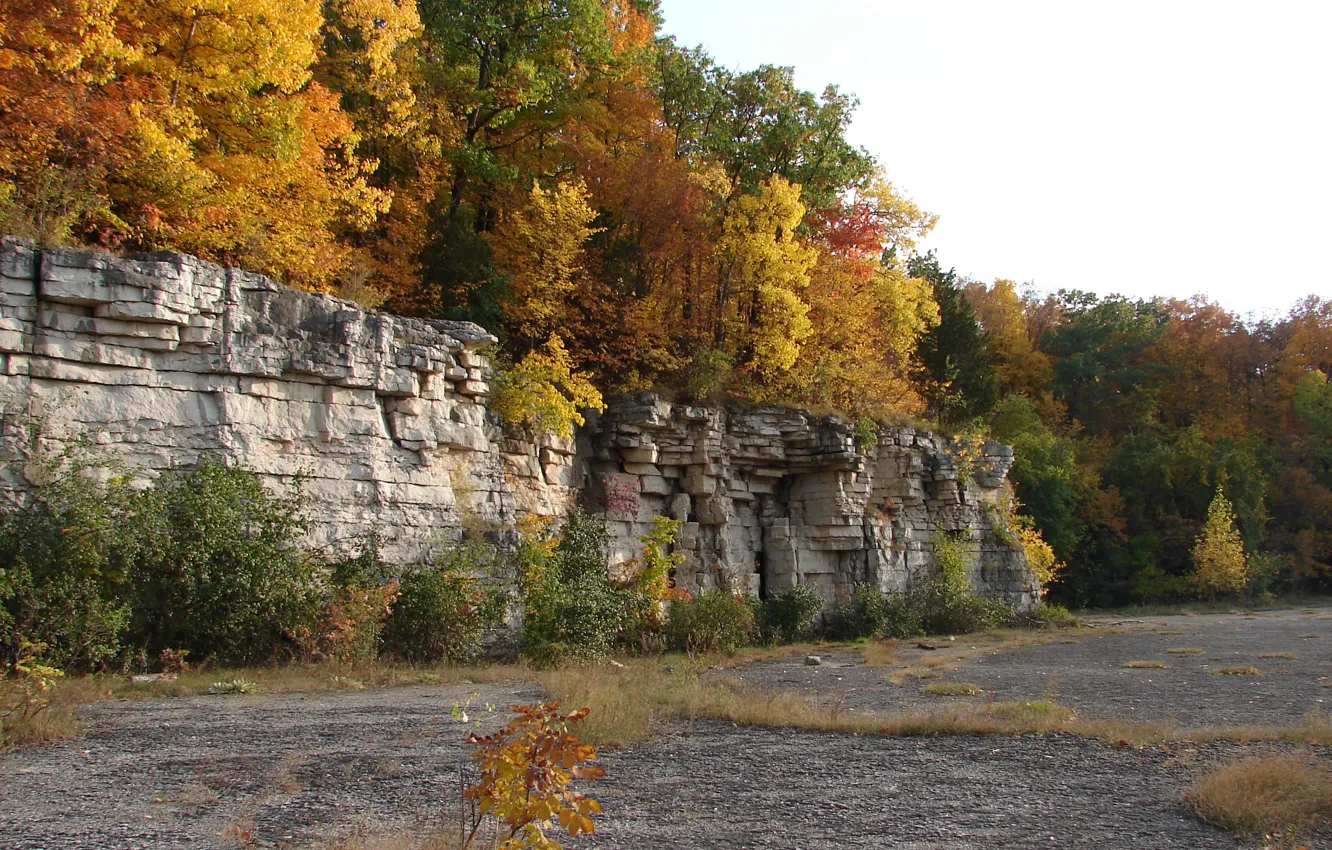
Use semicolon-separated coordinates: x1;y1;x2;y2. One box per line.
465;701;605;850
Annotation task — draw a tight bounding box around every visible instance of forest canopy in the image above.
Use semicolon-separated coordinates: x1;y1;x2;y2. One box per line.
4;0;1332;604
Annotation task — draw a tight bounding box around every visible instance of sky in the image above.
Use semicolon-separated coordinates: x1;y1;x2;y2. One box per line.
656;0;1332;319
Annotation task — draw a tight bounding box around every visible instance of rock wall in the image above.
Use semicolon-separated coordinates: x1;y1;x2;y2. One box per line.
0;238;579;564
589;395;1038;609
0;240;1038;607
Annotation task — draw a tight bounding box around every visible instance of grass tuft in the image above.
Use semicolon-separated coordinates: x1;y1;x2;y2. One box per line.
861;640;898;668
1185;755;1332;837
1216;666;1262;676
1167;648;1205;655
1257;652;1298;660
1122;660;1170;669
920;681;984;696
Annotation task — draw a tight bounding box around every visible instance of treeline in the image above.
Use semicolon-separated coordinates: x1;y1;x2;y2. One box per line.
4;1;1331;605
958;283;1332;606
1;0;935;415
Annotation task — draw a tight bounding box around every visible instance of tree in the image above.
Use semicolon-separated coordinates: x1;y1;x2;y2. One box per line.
715;176;816;384
1190;489;1249;597
489;179;601;348
911;254;997;426
964;278;1052;397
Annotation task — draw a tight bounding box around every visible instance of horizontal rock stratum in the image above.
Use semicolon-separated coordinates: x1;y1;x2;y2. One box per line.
0;239;1038;607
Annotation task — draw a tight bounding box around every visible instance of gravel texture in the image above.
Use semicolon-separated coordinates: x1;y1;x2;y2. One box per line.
582;723;1246;849
0;682;539;849
4;610;1332;849
729;609;1332;727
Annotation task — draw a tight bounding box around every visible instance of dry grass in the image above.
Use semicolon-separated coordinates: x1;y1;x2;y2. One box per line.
861;640;898;668
1216;666;1263;676
1167;647;1205;655
1184;755;1332;837
1258;652;1299;660
1122;660;1171;669
920;681;984;696
1301;634;1323;640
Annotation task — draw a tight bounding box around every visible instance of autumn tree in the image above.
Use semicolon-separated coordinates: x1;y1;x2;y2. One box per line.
1190;489;1249;597
714;176;816;387
489;179;601;348
964;278;1052;397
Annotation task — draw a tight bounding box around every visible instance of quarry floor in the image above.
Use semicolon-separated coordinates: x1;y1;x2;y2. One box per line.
3;608;1332;849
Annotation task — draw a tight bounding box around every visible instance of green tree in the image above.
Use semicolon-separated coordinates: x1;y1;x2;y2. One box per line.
911;253;997;426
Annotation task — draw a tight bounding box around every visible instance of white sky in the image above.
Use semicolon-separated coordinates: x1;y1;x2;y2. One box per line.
657;0;1332;319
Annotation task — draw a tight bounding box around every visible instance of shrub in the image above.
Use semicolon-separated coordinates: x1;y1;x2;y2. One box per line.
1032;601;1079;627
313;531;399;665
0;456;149;670
755;586;823;644
910;532;1015;636
130;462;317;666
664;589;755;654
826;584;922;640
383;542;505;663
910;578;1014;636
520;512;628;665
616;516;683;653
489;335;605;438
463;702;604;848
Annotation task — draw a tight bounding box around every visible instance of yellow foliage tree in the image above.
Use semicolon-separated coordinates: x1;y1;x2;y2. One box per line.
490;180;602;346
0;0;388;289
1190;489;1249;597
964;278;1053;396
489;335;606;438
716;176;816;382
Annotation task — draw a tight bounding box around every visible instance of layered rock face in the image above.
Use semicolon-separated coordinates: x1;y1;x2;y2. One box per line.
0;239;578;563
589;395;1037;609
0;240;1037;607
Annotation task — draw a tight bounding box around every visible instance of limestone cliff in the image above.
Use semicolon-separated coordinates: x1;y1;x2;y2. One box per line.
589;395;1037;609
0;239;1038;607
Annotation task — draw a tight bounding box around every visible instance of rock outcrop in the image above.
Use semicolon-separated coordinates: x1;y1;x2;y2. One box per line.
589;395;1037;608
0;238;578;563
0;239;1038;607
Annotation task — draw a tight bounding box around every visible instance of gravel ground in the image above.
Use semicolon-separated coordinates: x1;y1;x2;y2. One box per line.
4;610;1332;849
0;682;539;850
729;608;1332;727
581;723;1256;850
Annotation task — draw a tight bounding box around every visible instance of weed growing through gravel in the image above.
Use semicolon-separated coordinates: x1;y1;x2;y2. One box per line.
1122;660;1171;669
920;681;984;696
1216;666;1263;676
1300;634;1323;639
1167;648;1205;655
207;679;257;694
1185;755;1332;838
1258;652;1299;660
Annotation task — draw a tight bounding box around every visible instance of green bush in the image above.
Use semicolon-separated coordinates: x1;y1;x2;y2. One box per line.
909;578;1014;635
1032;601;1079;627
664;589;755;654
519;511;628;665
384;542;505;663
826;584;921;639
0;460;148;670
754;586;824;644
130;461;317;666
